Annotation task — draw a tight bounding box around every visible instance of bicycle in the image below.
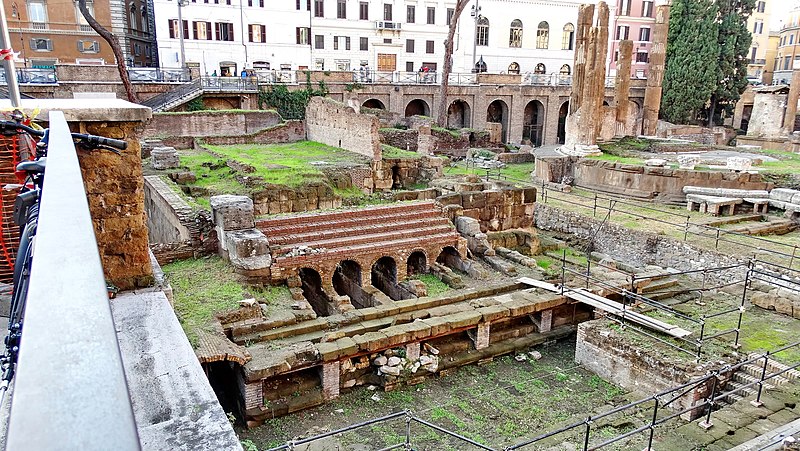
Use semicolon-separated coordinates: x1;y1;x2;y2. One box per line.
0;119;127;392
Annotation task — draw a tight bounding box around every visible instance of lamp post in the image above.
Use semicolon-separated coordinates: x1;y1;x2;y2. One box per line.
471;0;481;72
177;0;188;68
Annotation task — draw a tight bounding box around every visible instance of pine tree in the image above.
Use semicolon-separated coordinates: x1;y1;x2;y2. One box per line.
707;0;755;125
662;0;720;124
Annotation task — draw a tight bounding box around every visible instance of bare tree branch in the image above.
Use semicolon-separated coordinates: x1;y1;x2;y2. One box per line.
78;0;139;103
436;0;470;127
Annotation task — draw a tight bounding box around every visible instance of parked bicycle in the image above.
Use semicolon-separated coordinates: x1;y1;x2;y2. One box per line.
0;118;126;392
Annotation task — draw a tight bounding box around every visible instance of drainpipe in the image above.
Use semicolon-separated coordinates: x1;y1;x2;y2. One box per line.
239;0;248;70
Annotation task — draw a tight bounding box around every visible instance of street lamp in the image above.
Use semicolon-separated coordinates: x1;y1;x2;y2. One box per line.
177;0;188;68
471;1;481;71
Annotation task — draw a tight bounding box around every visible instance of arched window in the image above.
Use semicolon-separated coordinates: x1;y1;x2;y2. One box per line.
537;21;549;49
560;64;571;75
509;19;522;48
141;6;148;33
534;63;546;74
476;17;489;46
562;23;575;50
508;62;520;74
129;5;137;31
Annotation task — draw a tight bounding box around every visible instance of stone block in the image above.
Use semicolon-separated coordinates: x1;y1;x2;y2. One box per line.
477;304;510;322
151;146;180;170
225;229;271;270
421;316;450;337
210;195;255;230
445;310;482;329
454;215;481;236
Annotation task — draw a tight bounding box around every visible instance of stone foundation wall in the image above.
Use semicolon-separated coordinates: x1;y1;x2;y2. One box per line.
437;187;537;232
497;152;536;164
251;183;342;215
656;121;736;146
306;97;381;160
143;110;282;139
201;121;305;146
380;128;418;151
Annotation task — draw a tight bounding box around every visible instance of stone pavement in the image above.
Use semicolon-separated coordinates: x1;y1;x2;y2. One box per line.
652;383;800;450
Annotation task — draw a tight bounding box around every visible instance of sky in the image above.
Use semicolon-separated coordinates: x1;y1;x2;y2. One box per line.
771;1;800;30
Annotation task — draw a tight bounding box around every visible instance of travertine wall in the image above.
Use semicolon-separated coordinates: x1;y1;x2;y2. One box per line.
747;92;788;138
143;110;282;138
306;97;381;160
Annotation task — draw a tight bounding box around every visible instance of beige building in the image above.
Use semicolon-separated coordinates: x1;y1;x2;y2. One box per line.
774;5;800;85
747;0;771;81
762;31;780;85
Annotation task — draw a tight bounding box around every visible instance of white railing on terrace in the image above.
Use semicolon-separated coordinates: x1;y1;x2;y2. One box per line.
127;67;191;83
254;70;296;84
5;111;140;450
0;68;57;85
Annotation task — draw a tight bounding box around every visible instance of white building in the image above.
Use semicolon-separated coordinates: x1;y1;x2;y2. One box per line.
152;0;610;77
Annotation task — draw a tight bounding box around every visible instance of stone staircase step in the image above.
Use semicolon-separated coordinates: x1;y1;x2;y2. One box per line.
637;277;679;294
725;379;758;402
273;224;456;255
267;215;452;246
733;370;775;389
740;363;791;385
257;202;437;230
260;209;444;240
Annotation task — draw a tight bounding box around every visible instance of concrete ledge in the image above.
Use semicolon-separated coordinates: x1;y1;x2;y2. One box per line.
111;290;242;451
0;98;152;122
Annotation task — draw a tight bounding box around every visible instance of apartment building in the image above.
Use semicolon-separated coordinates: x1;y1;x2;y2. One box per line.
774;5;800;85
746;0;771;81
608;0;656;78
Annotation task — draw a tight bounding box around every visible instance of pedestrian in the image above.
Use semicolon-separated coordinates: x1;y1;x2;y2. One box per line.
212;70;217;77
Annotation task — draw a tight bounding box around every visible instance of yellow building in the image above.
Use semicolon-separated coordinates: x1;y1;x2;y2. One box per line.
763;32;780;85
774;5;800;85
747;0;772;81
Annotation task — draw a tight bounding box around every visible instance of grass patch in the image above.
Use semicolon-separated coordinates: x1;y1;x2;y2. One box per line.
444;161;535;185
162;257;246;347
413;273;451;297
586;153;646;165
431;125;462;138
382;144;422;159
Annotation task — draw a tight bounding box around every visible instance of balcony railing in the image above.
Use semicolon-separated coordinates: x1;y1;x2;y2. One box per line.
200;76;258;91
5;111;140;450
254;70;296;84
0;68;57;84
127;67;190;83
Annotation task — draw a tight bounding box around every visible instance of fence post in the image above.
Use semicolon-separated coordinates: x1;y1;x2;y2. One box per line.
791;245;798;270
593;194;597;217
586;256;591;290
405;411;412;450
734;265;751;350
715;229;720;250
583;417;592;451
646;397;660;451
561;249;567;296
696;321;705;361
751;354;769;407
699;376;718;430
684;215;690;241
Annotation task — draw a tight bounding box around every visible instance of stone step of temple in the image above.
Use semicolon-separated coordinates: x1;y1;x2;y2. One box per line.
732;370;776;390
260;209;445;240
636;277;679;295
723;380;758;404
272;224;457;256
256;201;437;230
744;355;800;381
727;219;798;237
266;215;453;246
274;232;461;267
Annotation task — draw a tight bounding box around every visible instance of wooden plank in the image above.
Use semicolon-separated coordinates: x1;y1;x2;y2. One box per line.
517;277;559;293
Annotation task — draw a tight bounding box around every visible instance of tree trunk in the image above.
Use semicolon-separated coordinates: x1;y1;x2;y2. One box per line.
436;0;469;127
78;0;139;103
708;94;717;127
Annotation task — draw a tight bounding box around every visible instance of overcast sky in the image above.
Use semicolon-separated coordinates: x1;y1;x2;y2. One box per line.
771;1;800;30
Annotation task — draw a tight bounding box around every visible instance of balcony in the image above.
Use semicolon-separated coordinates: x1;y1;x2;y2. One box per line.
376;21;401;30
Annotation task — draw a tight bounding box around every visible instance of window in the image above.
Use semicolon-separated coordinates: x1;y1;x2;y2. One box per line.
616;25;629;40
28;0;47;28
247;0;264;6
785;56;791;70
76;0;93;29
30;37;52;51
406;61;414;72
337;0;346;18
315;59;324;70
360;36;368;50
509;19;522;48
168;19;188;39
345;36;350;50
619;0;631;16
141;7;148;33
77;39;99;53
406;39;414;53
562;23;574;50
406;5;415;23
359;1;368;19
314;0;324;17
642;1;653;18
750;47;757;63
560;64;571;75
534;63;546;74
476;17;489;46
636;51;649;63
447;8;454;25
296;0;311;10
757;1;765;13
792;35;796;45
426;7;435;24
249;24;266;43
334;36;339;49
334;36;349;50
753;21;763;35
639;27;650;42
129;5;138;30
383;38;391;43
215;22;234;41
536;21;549;49
194;21;212;40
315;34;324;49
335;59;350;71
133;43;140;56
383;3;391;21
296;27;310;44
508;62;520;74
426;40;434;53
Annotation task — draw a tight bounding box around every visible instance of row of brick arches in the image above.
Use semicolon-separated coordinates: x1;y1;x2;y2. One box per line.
297;246;463;317
363;98;572;146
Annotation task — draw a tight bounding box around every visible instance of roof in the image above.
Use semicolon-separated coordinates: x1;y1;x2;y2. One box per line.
754;85;790;94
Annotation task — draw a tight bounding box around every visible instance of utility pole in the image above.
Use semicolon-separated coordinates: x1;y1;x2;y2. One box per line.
471;0;480;72
177;0;187;68
0;0;21;107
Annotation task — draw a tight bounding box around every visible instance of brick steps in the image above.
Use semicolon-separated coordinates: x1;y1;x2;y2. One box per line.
257;201;436;231
274;232;461;267
267;215;451;246
261;209;444;241
273;224;456;255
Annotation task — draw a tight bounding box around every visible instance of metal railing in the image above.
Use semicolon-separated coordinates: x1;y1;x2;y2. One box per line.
254;70;296;84
200;76;258;91
522;73;572;86
5;111;140;449
264;341;799;451
0;68;57;84
140;78;202;110
127;67;191;83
